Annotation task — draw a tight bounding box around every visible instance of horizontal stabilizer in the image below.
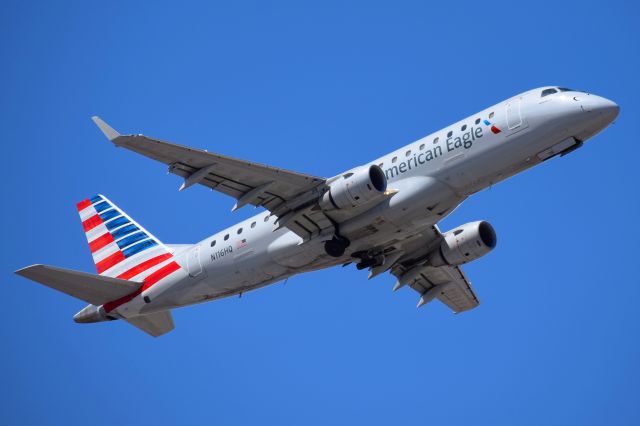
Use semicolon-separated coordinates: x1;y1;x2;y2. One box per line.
15;264;141;306
126;311;175;337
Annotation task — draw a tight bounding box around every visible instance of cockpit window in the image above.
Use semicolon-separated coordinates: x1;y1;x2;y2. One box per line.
541;88;558;97
557;87;585;93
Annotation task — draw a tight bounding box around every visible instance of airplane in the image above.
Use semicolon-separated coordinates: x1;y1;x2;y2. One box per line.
15;86;619;337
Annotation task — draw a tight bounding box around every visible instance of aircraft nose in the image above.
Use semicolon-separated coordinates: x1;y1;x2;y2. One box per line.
582;95;620;123
570;93;619;141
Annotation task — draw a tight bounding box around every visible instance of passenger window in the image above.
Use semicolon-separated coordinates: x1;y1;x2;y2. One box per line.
447;131;453;137
237;228;243;235
251;221;256;228
489;111;495;119
475;118;480;124
419;143;425;150
433;137;439;144
224;234;229;241
405;150;411;157
461;124;467;131
541;88;558;97
264;215;269;222
210;240;216;247
392;156;397;163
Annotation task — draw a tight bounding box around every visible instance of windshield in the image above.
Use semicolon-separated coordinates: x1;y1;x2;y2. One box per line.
558;87;585;93
542;87;586;97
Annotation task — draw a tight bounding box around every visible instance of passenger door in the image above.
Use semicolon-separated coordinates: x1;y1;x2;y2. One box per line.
505;97;529;135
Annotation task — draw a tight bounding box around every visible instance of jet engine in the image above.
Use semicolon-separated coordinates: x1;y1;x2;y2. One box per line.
429;221;497;266
320;165;387;210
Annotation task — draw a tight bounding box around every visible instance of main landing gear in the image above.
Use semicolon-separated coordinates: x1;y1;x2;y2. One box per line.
324;235;350;257
351;250;384;270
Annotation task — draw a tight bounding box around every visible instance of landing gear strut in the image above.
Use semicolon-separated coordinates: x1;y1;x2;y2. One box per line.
324;235;350;257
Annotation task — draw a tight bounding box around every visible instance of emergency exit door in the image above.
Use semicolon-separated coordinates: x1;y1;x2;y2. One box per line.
186;246;205;278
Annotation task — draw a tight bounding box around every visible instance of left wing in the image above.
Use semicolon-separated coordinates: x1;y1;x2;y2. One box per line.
403;264;479;313
369;225;481;313
92;117;335;240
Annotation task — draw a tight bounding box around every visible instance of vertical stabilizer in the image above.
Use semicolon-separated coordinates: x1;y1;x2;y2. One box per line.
76;194;179;280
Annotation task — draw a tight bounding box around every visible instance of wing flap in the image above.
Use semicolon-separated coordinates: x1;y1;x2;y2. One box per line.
126;311;175;337
403;265;480;313
15;264;141;306
435;267;480;313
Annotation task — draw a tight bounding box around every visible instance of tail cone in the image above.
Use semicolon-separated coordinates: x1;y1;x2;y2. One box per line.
73;305;111;323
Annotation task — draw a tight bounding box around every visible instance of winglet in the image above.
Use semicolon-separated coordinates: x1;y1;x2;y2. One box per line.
91;116;120;141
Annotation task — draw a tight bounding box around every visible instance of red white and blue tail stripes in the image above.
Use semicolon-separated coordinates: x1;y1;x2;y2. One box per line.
76;195;185;312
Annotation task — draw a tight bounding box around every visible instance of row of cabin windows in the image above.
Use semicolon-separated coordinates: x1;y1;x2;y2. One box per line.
210;106;500;248
381;112;495;166
210;214;271;247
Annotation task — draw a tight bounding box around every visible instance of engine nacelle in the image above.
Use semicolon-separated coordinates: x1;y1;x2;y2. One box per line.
320;165;387;210
429;221;497;266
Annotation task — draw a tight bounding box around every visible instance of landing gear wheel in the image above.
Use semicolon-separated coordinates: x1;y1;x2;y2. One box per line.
324;236;351;258
334;235;350;248
324;240;345;257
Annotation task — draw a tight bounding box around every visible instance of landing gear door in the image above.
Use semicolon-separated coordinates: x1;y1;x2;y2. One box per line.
505;97;529;136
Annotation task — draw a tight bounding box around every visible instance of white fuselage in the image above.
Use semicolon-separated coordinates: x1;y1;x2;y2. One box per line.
115;87;618;317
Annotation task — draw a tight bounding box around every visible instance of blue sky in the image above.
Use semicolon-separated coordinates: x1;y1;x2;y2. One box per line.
2;1;639;425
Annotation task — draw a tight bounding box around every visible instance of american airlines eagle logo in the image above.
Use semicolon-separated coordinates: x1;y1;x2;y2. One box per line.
483;119;501;134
